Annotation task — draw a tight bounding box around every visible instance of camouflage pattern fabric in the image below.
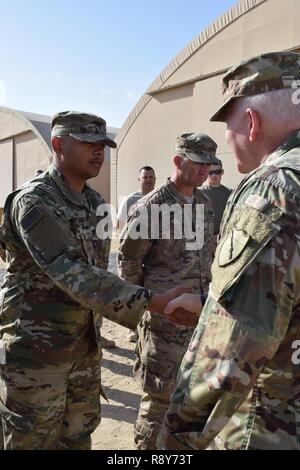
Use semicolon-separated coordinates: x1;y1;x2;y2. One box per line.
0;344;101;450
158;130;300;450
118;178;214;449
0;246;5;262
0;209;5;262
51;110;117;147
0;164;150;449
175;133;219;164
211;51;300;121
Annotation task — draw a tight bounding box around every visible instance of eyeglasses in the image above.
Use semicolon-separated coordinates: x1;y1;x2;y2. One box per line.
209;169;223;175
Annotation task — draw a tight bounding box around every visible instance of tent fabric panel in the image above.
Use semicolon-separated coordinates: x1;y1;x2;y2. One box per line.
193;77;241;189
114;83;195;209
0;111;29;141
0;139;13;207
113;0;300;209
29;119;51;149
14;132;50;189
115;0;266;149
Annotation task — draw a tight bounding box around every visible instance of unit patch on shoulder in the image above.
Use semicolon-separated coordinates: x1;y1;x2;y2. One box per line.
218;228;250;266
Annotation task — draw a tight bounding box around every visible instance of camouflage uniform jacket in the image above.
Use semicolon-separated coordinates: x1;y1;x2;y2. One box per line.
0;165;150;364
159;130;300;450
118;178;214;296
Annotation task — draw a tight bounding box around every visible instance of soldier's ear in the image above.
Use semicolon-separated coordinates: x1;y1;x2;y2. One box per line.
173;155;182;168
246;108;261;142
51;136;62;153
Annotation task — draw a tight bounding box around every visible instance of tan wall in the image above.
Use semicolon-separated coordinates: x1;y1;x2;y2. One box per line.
0;139;13;207
0;112;28;141
14;131;50;188
116;83;194;207
0;109;52;208
114;0;300;207
193;77;239;189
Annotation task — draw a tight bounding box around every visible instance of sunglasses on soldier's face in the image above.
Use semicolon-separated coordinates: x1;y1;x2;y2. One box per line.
209;169;222;175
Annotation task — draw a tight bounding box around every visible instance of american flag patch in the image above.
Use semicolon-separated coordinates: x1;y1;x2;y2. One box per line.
21;206;44;232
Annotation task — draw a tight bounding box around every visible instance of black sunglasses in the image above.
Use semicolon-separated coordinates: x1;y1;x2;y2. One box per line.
209;169;223;175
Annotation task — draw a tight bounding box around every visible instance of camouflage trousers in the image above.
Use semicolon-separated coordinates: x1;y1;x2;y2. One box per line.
0;344;101;450
133;312;194;450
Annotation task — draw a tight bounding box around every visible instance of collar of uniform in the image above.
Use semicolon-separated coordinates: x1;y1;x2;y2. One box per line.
221;129;300;231
164;177;191;204
49;164;90;209
263;129;300;171
165;177;198;204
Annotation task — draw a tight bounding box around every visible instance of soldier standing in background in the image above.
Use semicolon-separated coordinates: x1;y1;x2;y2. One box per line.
0;111;194;450
159;51;300;450
117;165;156;343
200;158;231;252
117;166;156;233
118;133;217;449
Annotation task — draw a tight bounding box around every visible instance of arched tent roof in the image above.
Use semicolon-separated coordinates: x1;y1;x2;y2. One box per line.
0;107;53;207
21;110;52;149
0;106;52;158
115;0;266;149
113;0;300;209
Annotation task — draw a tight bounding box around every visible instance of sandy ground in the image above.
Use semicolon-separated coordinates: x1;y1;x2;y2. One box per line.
92;318;140;450
0;255;141;451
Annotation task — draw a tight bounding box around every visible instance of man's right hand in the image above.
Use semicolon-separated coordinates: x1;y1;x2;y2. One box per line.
164;293;202;315
148;288;199;327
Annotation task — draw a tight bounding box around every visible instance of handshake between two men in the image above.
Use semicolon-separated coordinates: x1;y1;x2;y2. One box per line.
149;289;202;328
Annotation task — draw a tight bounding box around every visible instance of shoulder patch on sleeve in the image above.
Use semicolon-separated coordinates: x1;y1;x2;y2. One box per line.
20;206;71;263
218;228;250;266
211;203;283;300
20;206;44;232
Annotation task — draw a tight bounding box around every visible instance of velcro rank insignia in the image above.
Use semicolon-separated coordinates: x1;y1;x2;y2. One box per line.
245;194;271;212
21;206;44;232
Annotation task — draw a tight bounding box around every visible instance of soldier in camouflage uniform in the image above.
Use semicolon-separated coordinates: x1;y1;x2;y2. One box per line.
0;111;193;450
158;51;300;450
118;133;218;449
0;209;5;262
0;246;5;263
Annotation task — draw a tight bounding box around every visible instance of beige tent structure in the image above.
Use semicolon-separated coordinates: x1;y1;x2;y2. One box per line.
112;0;300;210
0;107;118;209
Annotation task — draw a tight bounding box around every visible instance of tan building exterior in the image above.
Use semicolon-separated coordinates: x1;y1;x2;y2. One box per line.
0;107;117;208
112;0;300;210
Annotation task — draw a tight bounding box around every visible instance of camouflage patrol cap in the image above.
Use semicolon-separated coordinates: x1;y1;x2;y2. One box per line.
51;111;117;148
175;132;218;164
210;51;300;122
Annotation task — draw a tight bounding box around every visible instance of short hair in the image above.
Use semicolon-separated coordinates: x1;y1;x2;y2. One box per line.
139;166;155;174
240;88;300;124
